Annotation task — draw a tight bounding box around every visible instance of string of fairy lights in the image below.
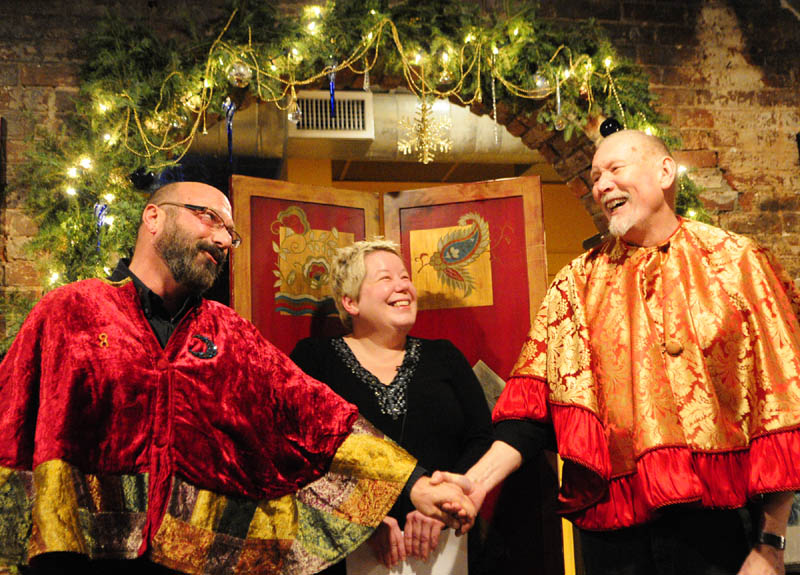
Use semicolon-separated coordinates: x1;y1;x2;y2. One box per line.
15;1;705;297
87;4;657;169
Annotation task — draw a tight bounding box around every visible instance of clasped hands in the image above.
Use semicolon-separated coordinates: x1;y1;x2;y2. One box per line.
373;471;486;567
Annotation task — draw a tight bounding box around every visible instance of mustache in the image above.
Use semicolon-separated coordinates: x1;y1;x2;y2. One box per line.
197;241;227;267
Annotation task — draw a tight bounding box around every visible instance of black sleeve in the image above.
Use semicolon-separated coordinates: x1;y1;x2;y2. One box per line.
438;340;495;474
494;419;556;462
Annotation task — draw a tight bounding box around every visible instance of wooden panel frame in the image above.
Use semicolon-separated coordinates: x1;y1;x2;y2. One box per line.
230;174;381;322
383;175;547;322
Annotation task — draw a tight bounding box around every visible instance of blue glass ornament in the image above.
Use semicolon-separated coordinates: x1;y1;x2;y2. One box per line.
222;97;237;170
93;203;108;252
328;58;337;119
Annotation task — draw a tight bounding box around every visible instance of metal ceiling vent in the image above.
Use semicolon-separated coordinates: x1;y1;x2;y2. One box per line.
288;90;374;140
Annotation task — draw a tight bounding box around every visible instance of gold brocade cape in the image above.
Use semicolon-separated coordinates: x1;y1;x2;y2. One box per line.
495;218;800;529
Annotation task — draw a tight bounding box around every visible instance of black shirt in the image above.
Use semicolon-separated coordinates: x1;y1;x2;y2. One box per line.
109;259;199;348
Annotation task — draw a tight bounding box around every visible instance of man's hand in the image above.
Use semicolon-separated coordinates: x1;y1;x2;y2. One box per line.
367;516;406;568
409;475;476;534
739;491;794;575
738;545;784;575
430;470;489;516
404;510;445;561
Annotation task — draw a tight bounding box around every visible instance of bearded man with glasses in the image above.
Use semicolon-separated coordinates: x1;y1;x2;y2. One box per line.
0;181;476;575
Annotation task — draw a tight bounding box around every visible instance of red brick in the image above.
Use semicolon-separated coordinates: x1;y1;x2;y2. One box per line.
552;1;621;20
0;64;19;86
623;3;691;24
653;23;699;45
679;130;715;150
697;191;736;212
650;87;695;107
505;118;528;138
660;65;704;86
566;176;590;200
5;210;38;236
555;148;591;179
721;212;781;236
782;214;800;235
602;22;657;44
5;260;41;287
536;141;560;165
20;63;80;87
521;124;551;149
493;101;514;126
756;89;800;107
1;111;41;139
637;45;697;67
676;108;714;129
673;150;718;168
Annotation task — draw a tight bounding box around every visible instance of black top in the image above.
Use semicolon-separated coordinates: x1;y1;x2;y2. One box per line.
290;336;494;519
109;259;199;348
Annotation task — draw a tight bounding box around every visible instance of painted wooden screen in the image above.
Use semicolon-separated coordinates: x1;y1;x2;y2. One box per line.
230;173;565;575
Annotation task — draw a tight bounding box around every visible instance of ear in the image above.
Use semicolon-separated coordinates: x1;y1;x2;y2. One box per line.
341;294;359;318
141;203;162;235
658;155;677;192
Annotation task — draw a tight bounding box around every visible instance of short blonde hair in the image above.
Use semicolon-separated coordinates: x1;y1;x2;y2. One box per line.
331;238;401;330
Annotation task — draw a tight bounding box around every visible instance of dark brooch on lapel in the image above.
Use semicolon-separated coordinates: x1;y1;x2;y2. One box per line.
189;334;218;359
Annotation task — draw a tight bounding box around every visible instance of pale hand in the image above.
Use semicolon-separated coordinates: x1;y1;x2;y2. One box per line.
404;510;445;561
430;470;489;523
367;516;406;568
409;475;476;534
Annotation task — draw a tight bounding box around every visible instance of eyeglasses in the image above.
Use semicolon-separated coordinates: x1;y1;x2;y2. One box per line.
157;202;242;248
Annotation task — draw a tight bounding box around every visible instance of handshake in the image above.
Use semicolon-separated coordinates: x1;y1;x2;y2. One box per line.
409;470;487;535
364;471;487;569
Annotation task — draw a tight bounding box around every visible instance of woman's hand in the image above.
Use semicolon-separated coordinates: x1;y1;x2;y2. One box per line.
404;510;445;562
368;516;406;568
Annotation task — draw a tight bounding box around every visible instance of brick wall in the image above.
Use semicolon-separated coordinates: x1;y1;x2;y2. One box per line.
2;0;800;305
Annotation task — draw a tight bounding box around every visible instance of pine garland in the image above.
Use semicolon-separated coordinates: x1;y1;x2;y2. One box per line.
1;0;709;353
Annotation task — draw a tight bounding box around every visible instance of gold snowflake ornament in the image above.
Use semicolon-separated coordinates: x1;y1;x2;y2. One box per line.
397;98;452;164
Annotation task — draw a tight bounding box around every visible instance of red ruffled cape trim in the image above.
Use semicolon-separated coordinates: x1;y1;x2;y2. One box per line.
494;375;800;530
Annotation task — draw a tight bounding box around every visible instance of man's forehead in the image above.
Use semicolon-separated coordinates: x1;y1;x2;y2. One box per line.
175;183;230;211
592;136;644;167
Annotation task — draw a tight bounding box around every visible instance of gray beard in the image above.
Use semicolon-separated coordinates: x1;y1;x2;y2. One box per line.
608;213;635;238
155;221;226;295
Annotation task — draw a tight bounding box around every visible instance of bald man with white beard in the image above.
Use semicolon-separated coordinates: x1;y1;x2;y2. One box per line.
432;131;800;575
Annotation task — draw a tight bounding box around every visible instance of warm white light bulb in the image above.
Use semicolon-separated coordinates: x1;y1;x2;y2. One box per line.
678;165;687;174
104;193;115;202
604;57;612;68
67;167;78;178
79;157;92;170
49;272;60;284
104;215;115;228
65;186;77;196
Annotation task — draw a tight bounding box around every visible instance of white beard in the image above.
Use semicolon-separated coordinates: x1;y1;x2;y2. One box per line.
608;212;635;238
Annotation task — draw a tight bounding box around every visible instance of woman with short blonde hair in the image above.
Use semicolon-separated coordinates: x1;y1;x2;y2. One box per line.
291;238;492;575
